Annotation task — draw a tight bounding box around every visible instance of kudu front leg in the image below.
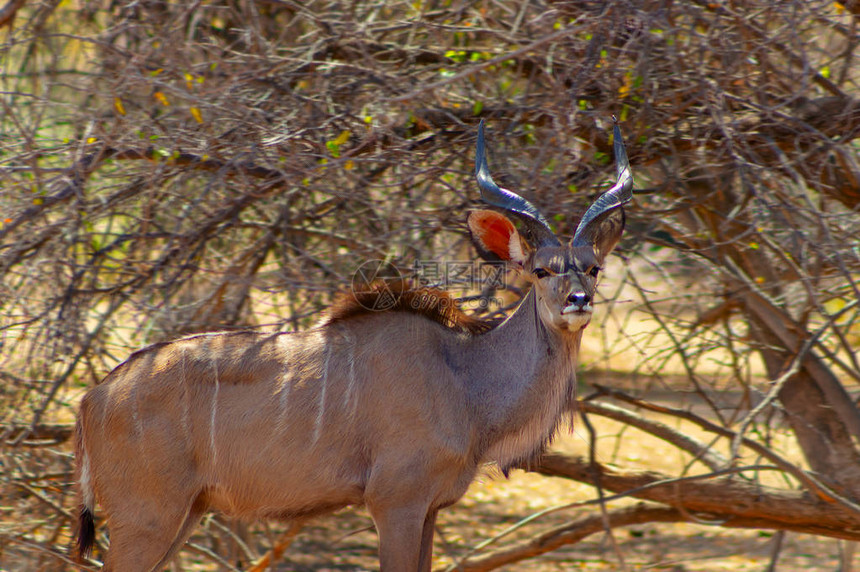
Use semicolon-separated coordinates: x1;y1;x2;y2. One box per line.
418;508;438;572
370;503;431;571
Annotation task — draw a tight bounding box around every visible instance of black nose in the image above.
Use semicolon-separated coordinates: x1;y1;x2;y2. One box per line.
567;291;590;308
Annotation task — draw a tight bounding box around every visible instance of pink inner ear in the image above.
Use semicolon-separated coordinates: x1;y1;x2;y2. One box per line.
469;211;518;261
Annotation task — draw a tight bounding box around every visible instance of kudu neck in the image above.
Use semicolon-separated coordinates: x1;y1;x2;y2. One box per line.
484;287;582;359
463;288;581;423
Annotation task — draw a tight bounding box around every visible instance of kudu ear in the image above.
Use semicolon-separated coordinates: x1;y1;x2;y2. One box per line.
570;208;625;263
467;209;530;265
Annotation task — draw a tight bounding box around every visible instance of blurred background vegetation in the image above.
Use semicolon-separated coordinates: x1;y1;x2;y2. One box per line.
1;0;859;570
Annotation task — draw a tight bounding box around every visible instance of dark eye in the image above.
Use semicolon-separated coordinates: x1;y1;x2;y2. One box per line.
588;266;601;278
533;268;551;279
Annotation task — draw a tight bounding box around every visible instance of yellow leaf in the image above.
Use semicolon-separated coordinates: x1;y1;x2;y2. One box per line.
190;107;203;123
114;97;126;116
333;130;351;146
86;137;98;144
33;197;43;205
184;73;194;90
619;72;633;98
824;297;847;314
344;160;354;170
154;92;170;106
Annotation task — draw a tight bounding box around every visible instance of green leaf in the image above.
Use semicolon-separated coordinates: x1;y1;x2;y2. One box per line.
325;141;340;158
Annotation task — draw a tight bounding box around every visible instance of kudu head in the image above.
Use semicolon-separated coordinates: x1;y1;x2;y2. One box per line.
468;119;634;332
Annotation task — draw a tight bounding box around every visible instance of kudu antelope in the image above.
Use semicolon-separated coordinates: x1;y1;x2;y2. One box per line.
75;119;634;571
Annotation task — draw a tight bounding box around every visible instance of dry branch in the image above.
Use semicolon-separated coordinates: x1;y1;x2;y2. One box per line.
0;0;26;29
534;453;860;541
579;400;727;470
0;535;95;571
244;520;305;572
586;386;855;509
442;504;685;572
446;487;860;572
2;423;74;446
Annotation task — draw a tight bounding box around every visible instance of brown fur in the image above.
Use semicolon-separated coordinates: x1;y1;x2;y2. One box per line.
326;281;496;336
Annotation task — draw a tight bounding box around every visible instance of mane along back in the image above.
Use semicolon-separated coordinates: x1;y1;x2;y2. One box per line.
326;281;496;335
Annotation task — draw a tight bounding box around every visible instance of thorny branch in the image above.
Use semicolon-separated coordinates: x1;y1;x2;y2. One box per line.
1;0;859;569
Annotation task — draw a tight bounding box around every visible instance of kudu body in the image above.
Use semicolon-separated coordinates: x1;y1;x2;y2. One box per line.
75;120;634;571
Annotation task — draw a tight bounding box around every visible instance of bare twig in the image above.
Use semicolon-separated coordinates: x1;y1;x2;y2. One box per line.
244;520;305;572
0;0;26;29
579;400;728;471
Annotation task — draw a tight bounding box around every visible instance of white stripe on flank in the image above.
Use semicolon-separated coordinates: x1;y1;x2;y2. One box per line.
313;342;333;443
130;381;143;439
342;330;358;419
277;371;292;433
209;361;219;472
130;379;146;461
181;347;191;438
